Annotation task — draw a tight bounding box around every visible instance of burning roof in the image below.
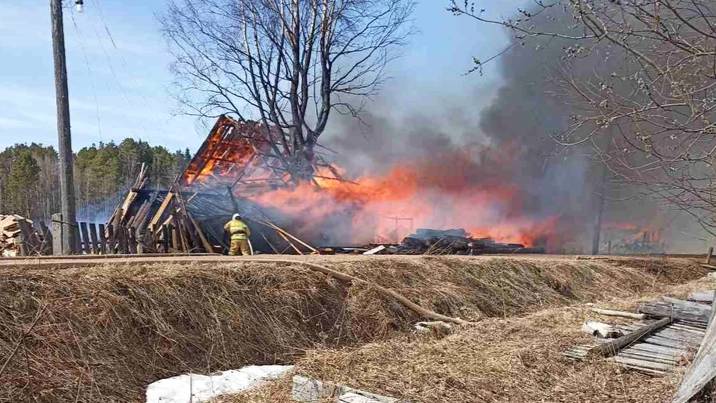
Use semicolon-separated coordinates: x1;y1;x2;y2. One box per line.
180;115;343;195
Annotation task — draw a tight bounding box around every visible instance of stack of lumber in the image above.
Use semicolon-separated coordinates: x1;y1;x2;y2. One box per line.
0;215;24;256
0;214;49;257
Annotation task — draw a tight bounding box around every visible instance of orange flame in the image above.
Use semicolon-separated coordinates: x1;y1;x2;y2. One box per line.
253;162;559;247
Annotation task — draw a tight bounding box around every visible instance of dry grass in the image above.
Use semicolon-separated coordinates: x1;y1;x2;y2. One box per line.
0;256;706;402
226;275;716;403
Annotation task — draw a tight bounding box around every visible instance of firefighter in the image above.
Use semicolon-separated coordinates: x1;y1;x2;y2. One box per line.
224;213;252;256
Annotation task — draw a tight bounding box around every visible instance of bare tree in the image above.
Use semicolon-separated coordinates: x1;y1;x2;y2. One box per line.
451;0;716;233
162;0;414;180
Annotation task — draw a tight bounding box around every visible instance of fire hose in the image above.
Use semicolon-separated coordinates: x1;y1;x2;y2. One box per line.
238;258;471;326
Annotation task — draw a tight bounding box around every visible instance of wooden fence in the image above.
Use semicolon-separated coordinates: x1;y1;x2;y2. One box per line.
75;222;178;255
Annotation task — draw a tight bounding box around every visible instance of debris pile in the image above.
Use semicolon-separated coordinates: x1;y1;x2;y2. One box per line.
564;290;715;376
363;228;546;255
0;215;23;256
0;214;48;257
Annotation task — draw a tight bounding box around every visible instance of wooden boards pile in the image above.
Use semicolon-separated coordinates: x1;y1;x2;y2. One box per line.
564;293;714;376
0;214;50;257
638;298;712;326
610;320;705;375
0;214;23;256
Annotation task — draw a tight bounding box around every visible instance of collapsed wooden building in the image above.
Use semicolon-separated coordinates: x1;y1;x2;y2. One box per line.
104;115;342;255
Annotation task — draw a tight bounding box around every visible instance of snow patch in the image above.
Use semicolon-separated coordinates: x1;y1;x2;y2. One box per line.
146;365;293;403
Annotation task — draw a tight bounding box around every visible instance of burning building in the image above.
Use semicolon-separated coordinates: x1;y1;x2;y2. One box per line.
106;115;552;255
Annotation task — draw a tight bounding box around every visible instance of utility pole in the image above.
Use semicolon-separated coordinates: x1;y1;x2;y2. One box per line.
51;0;77;254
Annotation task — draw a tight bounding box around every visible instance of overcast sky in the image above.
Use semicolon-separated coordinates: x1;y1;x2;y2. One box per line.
0;0;525;153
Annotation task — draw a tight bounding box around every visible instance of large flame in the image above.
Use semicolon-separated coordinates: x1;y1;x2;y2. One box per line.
252;161;560;247
184;117;563;249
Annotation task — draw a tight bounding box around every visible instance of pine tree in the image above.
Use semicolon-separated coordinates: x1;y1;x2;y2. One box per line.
6;150;40;218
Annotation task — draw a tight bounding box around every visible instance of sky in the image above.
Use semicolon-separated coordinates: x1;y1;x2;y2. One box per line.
0;0;526;153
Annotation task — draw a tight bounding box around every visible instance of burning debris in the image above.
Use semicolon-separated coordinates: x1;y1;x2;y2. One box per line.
328;227;547;255
382;228;545;255
96;115;550;256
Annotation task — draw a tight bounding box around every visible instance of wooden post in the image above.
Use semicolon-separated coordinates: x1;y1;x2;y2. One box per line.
707;247;713;265
17;220;37;255
79;222;91;255
117;226;128;254
17;230;28;257
51;213;63;256
98;224;107;254
88;223;99;255
128;227;138;254
170;220;180;252
39;221;53;255
162;225;171;253
107;224;115;254
51;0;78;256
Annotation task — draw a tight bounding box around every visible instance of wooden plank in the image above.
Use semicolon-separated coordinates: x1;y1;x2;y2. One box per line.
169;221;179;252
79;222;91;255
688;291;715;304
592;308;646;320
38;221;52;255
16;230;28;256
662;297;712;311
106;224;115;254
128;227;138;254
620;348;681;362
588;317;671;358
655;328;703;345
277;230;303;255
160;225;169;253
619;352;678;365
98;224;107;254
608;359;668;375
88;223;99;255
629;343;687;356
707;247;713;265
149;192;174;232
670;324;706;335
673;301;716;402
643;336;689;349
639;301;711;325
176;216;191;252
609;356;674;371
363;245;386;255
117;226;128;254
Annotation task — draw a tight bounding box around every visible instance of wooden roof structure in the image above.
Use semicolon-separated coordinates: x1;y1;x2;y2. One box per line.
103;115;341;255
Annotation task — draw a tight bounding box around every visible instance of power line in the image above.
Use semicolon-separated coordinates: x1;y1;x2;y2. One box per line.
84;0;152;138
69;9;103;141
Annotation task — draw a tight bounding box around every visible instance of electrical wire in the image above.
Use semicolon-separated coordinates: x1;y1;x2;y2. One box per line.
69;9;103;141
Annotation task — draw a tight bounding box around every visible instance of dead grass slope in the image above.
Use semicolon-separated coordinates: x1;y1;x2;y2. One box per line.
228;275;716;403
0;256;704;402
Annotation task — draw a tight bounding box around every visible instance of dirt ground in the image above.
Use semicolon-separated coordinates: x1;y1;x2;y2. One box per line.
0;255;709;402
